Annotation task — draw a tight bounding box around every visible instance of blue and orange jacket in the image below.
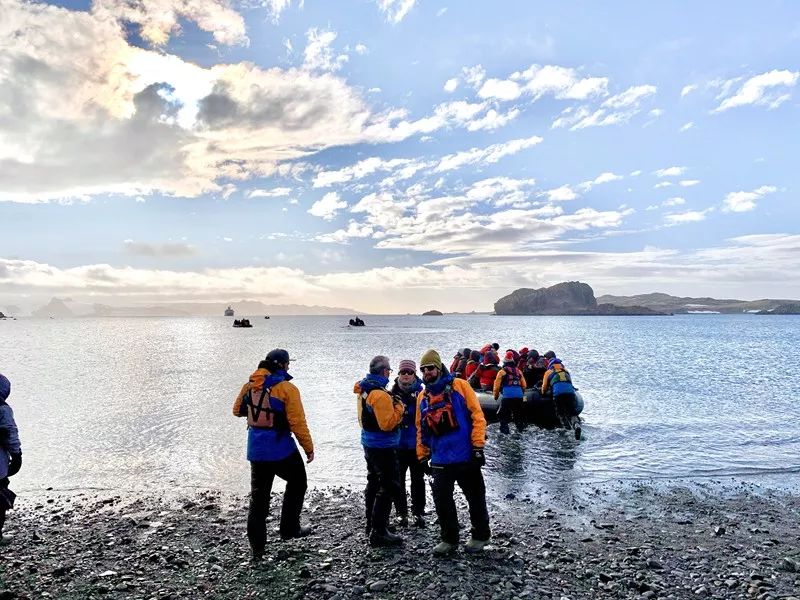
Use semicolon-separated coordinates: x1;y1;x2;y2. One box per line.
356;374;404;449
416;373;486;465
493;366;527;400
391;377;423;450
541;363;575;396
233;368;314;462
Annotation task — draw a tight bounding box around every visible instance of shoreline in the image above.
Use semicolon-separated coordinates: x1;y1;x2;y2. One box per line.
1;483;799;599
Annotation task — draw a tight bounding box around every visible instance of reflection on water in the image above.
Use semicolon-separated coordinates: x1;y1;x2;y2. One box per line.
1;314;799;496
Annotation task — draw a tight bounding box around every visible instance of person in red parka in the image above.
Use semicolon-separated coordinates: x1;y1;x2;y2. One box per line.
470;352;500;391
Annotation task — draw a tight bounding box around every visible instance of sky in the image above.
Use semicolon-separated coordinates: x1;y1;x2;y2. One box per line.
1;0;799;314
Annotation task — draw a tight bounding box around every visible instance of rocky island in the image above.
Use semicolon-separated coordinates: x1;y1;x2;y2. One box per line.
494;282;667;316
422;309;443;316
758;302;800;315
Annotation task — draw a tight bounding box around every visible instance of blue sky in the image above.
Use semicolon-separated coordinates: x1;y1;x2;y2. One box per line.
1;0;799;313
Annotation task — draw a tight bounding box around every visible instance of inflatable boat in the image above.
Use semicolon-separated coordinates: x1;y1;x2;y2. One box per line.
476;388;584;437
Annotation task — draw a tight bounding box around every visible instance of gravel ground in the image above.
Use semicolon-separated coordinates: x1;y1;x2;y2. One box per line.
1;482;799;599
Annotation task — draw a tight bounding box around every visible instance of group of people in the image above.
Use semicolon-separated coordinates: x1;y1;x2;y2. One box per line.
448;343;579;435
233;348;489;558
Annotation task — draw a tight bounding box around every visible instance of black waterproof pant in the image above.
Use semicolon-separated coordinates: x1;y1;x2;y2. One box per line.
394;448;426;517
364;447;401;535
0;478;7;537
248;450;307;551
498;396;526;432
554;392;578;419
431;462;490;544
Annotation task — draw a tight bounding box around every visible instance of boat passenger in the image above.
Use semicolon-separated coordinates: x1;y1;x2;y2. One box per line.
464;350;481;380
390;359;426;528
356;356;405;548
470;351;500;391
449;351;463;375
454;348;471;379
232;349;314;560
523;350;548;389
416;349;490;556
494;352;528;435
517;347;529;369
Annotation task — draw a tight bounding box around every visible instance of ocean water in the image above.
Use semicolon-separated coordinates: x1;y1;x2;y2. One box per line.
1;314;799;501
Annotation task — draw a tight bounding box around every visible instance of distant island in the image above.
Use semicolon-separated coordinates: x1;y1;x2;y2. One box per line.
422;310;443;316
23;298;366;318
494;282;668;316
596;292;800;314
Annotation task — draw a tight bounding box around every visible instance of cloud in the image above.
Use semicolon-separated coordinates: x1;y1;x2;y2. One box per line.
479;64;608;102
542;185;578;202
664;209;711;226
680;84;698;98
443;78;459;93
316;220;375;243
662;197;685;207
654;166;686;178
354;43;368;55
714;70;799;112
722;185;777;213
654;182;672;189
1;1;507;204
679;121;694;132
435;134;543;172
602;85;657;109
92;0;248;46
465;177;537;207
578;171;622;191
308;192;347;220
302;28;347;72
375;0;417;23
551;84;656;131
124;241;198;257
247;187;292;198
313;157;428;188
679;180;700;187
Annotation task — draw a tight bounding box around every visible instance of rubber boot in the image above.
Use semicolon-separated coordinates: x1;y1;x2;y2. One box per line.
369;530;404;548
465;538;488;553
433;541;457;556
499;422;510;435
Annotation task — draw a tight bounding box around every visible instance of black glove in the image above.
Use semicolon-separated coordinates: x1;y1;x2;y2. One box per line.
419;458;432;475
471;447;486;467
8;452;21;477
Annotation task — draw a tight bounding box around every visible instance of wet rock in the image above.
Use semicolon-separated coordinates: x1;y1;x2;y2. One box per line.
368;580;389;592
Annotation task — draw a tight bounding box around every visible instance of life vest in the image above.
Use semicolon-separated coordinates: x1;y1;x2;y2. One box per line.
245;382;288;430
360;390;388;433
501;366;524;399
547;365;575;396
478;364;500;388
420;385;459;437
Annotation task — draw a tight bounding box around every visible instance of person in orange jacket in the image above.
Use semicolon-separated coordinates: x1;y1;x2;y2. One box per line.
356;355;405;548
493;352;528;434
416;349;490;556
233;349;314;560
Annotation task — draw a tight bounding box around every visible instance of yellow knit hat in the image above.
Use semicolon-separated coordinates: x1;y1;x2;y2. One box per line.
419;349;442;369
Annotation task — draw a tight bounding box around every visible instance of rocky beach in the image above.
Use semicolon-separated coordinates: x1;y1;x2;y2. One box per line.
1;482;799;599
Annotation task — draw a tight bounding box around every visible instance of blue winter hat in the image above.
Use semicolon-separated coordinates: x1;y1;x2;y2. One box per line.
0;374;10;402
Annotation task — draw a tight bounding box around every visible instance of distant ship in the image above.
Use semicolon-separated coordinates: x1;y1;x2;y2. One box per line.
224;306;234;317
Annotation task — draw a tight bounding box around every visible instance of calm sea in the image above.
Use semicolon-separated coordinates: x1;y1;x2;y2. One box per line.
1;314;799;501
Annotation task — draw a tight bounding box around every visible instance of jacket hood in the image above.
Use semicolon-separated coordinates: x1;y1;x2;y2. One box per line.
0;373;9;402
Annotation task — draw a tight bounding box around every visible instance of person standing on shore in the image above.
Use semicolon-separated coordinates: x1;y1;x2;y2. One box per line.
390;359;426;528
416;350;490;556
232;349;315;560
356;355;405;547
0;374;22;546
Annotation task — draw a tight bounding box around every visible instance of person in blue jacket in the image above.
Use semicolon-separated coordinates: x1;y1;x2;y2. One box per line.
0;373;22;546
390;359;426;528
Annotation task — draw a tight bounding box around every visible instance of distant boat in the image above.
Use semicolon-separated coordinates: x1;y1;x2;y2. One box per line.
233;318;252;328
348;316;366;327
264;316;270;319
224;306;234;317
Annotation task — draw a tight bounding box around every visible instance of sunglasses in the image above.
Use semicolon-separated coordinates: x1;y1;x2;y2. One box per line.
398;369;415;376
420;365;439;372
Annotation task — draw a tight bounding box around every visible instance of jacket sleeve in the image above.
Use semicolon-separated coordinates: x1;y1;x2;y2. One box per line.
541;369;552;395
493;369;505;399
283;383;314;456
369;390;404;432
520;373;527;390
0;405;21;454
457;380;486;448
232;383;250;417
416;391;430;461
